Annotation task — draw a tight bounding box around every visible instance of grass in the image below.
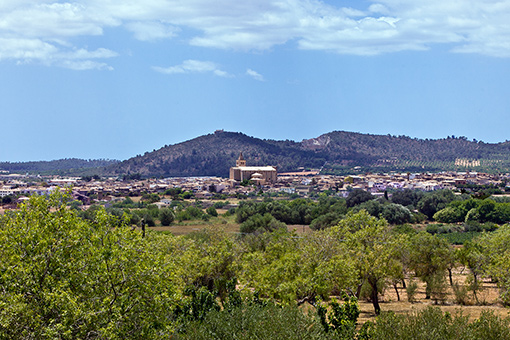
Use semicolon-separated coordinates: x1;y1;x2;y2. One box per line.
150;215;240;235
437;231;481;245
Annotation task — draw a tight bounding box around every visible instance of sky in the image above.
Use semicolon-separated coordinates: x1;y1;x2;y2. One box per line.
1;0;510;162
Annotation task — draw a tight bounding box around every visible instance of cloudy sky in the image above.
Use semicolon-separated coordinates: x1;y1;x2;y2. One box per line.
1;0;510;161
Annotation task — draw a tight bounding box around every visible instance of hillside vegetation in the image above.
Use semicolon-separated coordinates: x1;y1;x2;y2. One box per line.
4;131;510;177
107;131;326;178
106;131;510;177
0;158;119;175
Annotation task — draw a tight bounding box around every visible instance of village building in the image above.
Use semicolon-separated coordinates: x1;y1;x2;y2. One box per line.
229;152;277;184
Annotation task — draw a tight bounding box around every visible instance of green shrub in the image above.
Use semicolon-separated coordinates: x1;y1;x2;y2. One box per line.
452;283;470;305
371;307;510;340
206;206;218;217
159;207;175;226
406;279;419;303
426;224;439;234
178;303;326;340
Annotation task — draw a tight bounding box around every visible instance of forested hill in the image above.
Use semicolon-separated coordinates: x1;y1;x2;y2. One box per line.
106;130;510;177
106;131;327;178
302;131;510;173
0;159;119;175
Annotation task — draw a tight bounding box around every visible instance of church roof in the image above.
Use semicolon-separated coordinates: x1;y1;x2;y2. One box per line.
232;166;276;171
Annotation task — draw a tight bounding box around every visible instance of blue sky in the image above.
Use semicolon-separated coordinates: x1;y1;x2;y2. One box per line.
1;0;510;161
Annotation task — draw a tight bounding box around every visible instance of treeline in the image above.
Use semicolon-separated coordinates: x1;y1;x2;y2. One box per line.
234;188;510;237
0;158;119;174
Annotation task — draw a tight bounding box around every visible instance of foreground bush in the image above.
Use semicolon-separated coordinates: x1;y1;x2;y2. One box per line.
177;303;327;340
372;307;510;340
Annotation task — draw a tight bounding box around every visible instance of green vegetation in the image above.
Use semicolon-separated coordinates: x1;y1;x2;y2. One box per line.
0;158;118;176
371;307;510;340
0;192;176;339
3;190;510;338
104;131;510;178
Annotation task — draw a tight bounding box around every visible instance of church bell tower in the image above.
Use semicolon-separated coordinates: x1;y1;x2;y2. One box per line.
236;152;246;167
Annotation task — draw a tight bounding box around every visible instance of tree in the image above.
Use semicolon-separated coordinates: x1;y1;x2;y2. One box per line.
408;232;453;300
391;189;423;208
433;207;463;223
0;192;178;339
309;212;343;230
206;206;218;217
475;225;510;305
329;211;402;314
169;228;239;300
417;190;456;219
238;229;356;303
457;241;489;304
240;213;286;234
159;207;175;226
380;203;412;225
346;189;373;208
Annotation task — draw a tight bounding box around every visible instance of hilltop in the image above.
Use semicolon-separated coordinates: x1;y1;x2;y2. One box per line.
106;131;326;178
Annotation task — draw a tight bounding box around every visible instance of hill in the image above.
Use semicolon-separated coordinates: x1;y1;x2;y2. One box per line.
302;131;510;173
106;131;510;177
106;131;326;178
0;159;119;175
5;131;510;177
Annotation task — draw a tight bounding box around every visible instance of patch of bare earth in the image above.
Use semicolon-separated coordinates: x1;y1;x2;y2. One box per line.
357;273;508;324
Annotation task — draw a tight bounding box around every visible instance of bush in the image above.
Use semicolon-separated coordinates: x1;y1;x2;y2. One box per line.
371;307;510;340
452;283;470;305
317;296;360;337
178;303;326;340
426;224;439;234
159;208;175;226
240;213;286;234
406;280;419;303
206;206;218;217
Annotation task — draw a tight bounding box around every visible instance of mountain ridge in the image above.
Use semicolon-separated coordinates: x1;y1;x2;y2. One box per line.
4;131;510;176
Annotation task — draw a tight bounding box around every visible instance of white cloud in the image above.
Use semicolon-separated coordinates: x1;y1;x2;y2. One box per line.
246;69;265;81
153;59;231;77
2;0;510;69
125;21;179;41
59;60;113;71
0;37;117;70
0;1;119;69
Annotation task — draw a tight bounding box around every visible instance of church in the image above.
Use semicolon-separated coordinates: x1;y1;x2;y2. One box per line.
229;152;277;184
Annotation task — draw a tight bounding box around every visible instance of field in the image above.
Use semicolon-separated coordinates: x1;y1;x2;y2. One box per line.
149;219;312;235
148;216;509;324
357;274;508;324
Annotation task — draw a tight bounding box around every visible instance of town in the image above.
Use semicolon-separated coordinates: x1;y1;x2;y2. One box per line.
1;153;508;210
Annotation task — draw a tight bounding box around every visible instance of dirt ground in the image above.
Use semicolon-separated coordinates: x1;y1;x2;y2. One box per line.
357;271;509;324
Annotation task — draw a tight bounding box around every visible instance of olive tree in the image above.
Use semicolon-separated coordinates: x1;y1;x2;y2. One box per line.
329;211;402;315
0;192;178;339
